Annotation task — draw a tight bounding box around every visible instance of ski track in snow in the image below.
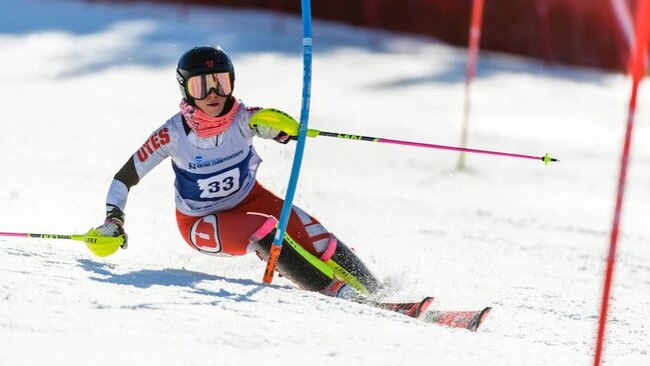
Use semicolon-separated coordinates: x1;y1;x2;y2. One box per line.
1;0;649;365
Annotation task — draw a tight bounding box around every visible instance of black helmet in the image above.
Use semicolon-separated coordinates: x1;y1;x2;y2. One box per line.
176;45;235;105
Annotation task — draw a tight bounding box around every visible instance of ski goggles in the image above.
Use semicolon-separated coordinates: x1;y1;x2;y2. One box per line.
185;72;233;99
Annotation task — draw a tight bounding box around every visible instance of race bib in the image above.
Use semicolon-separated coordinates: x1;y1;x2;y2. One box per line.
197;168;241;198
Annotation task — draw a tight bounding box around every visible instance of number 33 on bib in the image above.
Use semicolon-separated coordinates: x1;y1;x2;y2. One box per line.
198;168;241;198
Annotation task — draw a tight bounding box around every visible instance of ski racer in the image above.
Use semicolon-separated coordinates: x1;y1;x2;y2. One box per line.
95;45;381;300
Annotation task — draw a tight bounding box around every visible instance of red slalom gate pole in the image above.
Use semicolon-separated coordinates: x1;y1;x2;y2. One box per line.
593;1;650;365
457;0;485;170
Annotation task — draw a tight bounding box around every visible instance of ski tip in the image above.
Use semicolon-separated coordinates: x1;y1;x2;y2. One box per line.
414;296;435;320
467;307;492;332
372;296;435;320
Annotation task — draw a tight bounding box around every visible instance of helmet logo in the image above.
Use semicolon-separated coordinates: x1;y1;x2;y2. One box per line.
206;60;214;67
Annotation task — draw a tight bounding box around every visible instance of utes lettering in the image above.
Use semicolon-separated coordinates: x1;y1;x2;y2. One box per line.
137;128;170;162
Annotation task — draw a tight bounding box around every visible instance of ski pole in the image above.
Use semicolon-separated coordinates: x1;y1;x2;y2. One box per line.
307;129;559;165
0;230;124;257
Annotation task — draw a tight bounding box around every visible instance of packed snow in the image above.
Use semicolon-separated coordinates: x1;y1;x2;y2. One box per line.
1;0;649;364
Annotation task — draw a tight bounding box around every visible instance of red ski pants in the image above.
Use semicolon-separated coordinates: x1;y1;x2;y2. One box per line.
176;181;332;257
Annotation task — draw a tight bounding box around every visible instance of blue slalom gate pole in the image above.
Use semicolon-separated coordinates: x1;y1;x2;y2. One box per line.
263;0;313;283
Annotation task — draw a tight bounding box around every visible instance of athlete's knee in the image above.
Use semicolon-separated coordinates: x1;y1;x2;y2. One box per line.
249;216;334;293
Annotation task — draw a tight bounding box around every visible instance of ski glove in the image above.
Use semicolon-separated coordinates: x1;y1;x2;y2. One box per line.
254;125;294;144
96;205;128;249
254;124;282;139
250;108;298;144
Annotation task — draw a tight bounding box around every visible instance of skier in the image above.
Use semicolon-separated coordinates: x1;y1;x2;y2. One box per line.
95;45;382;301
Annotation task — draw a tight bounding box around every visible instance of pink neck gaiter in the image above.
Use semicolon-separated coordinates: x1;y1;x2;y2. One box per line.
180;98;240;138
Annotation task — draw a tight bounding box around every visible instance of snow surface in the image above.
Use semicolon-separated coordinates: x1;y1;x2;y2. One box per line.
1;0;649;365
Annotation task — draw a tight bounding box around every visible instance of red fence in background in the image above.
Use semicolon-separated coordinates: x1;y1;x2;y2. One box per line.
101;0;646;71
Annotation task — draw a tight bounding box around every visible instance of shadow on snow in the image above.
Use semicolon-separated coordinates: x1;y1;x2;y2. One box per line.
77;258;283;303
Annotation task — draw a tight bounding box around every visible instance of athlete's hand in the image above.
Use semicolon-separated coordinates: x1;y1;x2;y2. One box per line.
254;125;295;144
250;109;298;144
255;124;283;139
95;218;128;249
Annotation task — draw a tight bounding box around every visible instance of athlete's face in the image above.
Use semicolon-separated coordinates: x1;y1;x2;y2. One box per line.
194;90;227;117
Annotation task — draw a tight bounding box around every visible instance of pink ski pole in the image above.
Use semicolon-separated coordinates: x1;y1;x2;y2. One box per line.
0;231;76;240
307;129;559;165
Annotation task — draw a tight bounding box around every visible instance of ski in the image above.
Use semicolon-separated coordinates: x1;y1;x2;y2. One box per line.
370;296;435;320
421;307;491;332
365;297;491;332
